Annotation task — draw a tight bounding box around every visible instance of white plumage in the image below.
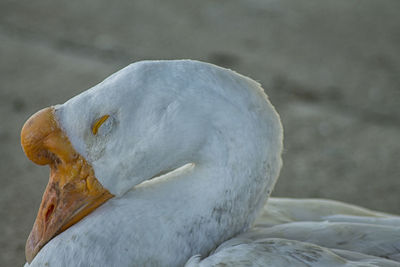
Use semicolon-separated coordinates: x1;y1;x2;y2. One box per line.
25;60;400;266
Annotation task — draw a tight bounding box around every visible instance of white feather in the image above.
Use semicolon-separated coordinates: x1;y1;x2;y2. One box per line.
25;60;400;267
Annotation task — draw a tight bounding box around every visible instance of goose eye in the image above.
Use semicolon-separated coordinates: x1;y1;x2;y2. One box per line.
92;115;110;135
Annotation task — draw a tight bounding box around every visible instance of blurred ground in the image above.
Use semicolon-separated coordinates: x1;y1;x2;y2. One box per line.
0;0;399;266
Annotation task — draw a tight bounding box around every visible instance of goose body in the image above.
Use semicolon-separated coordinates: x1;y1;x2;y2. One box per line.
21;60;400;266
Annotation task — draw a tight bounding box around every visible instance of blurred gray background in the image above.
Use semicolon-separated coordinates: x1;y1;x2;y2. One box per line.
1;0;399;266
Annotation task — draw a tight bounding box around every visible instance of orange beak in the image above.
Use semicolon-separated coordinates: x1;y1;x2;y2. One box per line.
21;107;114;263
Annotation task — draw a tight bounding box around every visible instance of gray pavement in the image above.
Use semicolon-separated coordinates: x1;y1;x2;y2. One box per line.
1;0;399;266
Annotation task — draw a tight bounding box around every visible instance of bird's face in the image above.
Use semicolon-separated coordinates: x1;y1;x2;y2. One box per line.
21;107;114;263
21;61;210;263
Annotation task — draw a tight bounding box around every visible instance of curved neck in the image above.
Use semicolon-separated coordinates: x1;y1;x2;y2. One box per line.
31;61;284;266
109;106;283;265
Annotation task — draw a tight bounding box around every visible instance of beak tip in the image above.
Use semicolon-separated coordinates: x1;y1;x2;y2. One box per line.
25;227;41;264
25;242;34;264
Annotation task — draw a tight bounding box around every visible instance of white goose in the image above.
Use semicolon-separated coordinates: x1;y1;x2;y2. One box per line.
22;60;400;266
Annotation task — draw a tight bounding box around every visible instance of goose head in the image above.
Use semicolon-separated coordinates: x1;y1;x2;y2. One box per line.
22;60;283;264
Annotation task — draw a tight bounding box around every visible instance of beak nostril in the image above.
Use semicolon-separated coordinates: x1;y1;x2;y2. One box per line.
49;153;62;165
55;157;62;165
21;107;73;166
37;150;57;165
45;204;55;222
